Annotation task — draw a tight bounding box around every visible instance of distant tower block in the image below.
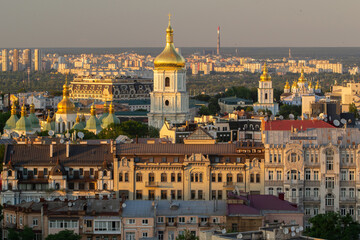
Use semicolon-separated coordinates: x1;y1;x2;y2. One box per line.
13;49;19;72
34;49;41;71
2;49;9;72
289;48;292;59
217;26;220;55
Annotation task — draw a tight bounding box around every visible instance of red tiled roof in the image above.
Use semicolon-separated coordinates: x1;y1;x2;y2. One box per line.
264;120;335;131
248;195;298;211
227;204;261;216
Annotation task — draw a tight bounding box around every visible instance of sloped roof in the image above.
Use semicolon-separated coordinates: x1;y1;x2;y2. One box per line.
227;204;261;216
185;128;214;140
248;195;298;211
264;120;335;131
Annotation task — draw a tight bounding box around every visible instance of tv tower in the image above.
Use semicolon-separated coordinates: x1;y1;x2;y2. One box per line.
217;26;220;55
289;48;292;59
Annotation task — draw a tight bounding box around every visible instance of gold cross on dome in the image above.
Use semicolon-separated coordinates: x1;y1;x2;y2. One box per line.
168;13;171;23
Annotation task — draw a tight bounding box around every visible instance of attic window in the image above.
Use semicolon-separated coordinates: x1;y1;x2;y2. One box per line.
149;157;154;163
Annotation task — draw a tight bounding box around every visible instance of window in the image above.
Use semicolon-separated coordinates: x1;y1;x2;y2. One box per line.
142;219;148;225
90;168;94;175
142;232;148;238
103;170;107;177
158;231;164;240
305;208;311;215
277;188;282;194
349;171;355;181
218;174;222;182
168;217;175;223
33;218;38;226
290;153;298;162
191;190;196;200
20;217;23;225
237;173;243;182
126;232;135;240
250;174;254;183
268;187;273;195
119;173;123;182
305;188;310;197
178;217;185;223
291;188;296;198
314;188;319;198
161;173;167;182
157;217;164;223
161;190;167;200
326;149;334;170
212;173;216;182
34;168;38;175
149;173;155;182
349;206;355;216
177;173;182;182
174;157;179;163
340;170;347;181
165;77;170;87
350;188;355;198
218;190;222;200
171;173;175;182
341;188;346;198
212;190;216;200
136;173;142;182
190;217;196;223
127;219;135;224
136;190;143;200
44;168;48;175
226;174;233;183
313;171;319;181
314;208;319;215
256;174;260;183
277;171;282;180
198;190;203;199
305;169;311;180
171;190;175;200
268;171;273;180
79;168;83;176
177;190;182;200
124;173;129;182
212;217;219;223
326;177;334;189
86;220;92;228
325;194;334;206
149;190;155;200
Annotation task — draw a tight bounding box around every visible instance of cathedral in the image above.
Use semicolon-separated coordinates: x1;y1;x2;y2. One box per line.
253;63;279;115
147;16;191;129
280;69;322;105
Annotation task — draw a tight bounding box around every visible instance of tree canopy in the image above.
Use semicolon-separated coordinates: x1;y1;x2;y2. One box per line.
304;212;360;240
278;104;301;119
45;230;81;240
176;230;199;240
97;121;159;140
349;103;359;119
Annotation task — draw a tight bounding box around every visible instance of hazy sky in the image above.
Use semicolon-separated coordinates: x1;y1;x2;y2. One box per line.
1;0;359;48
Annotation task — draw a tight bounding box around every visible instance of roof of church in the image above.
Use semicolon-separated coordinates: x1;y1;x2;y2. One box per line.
264;120;335;131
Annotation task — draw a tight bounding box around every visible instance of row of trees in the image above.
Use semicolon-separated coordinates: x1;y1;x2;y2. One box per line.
8;229;81;240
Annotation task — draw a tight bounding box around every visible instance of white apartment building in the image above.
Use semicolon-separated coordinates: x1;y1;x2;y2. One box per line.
262;120;360;227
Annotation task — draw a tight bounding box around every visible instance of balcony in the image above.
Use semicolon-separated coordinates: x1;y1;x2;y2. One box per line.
303;196;320;202
284;180;304;185
145;181;160;187
340;181;356;187
223;182;234;187
166;222;177;227
304;181;320;187
265;180;283;186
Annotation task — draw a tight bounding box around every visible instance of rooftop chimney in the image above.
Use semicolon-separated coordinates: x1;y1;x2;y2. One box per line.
66;143;70;158
50;144;53;158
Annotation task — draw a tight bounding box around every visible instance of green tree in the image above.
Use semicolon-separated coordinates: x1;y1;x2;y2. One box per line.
119;120;148;139
46;230;81;240
245;106;254;112
20;226;35;240
148;126;160;138
305;212;360;240
0;111;11;134
278;104;301;119
97;123;123;140
176;230;199;240
349;103;359;119
7;228;20;240
198;106;211;116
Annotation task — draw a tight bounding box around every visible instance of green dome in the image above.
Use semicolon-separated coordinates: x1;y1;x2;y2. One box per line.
99;112;109;123
84;104;102;133
28;113;40;129
4;115;19;131
43;111;54;131
15;105;33;132
72;115;84;130
101;102;120;128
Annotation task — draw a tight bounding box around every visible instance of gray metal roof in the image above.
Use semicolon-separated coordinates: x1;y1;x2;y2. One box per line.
122;200;154;218
156;200;226;216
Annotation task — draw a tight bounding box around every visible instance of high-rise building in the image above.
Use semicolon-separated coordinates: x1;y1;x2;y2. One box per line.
148;16;190;129
23;49;31;70
217;26;220;55
2;49;9;72
12;49;19;71
34;49;41;71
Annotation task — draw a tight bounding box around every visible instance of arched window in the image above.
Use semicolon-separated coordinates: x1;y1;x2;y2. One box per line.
55;183;60;190
289;153;298;162
325;194;334;206
103;183;107;190
268;187;274;195
218;173;222;182
326;149;334;170
256;174;260;183
211;173;216;182
165;77;170;87
161;173;167;182
237;173;243;183
265;93;268;100
103;170;107;177
191;173;194;182
165;100;169;106
227;174;233;183
8;183;12;190
136;173;142;182
195;173;199;182
8;170;12;177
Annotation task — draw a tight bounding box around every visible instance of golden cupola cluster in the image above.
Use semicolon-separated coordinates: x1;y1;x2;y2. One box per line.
298;68;307;83
153;14;185;70
260;63;271;81
284;81;290;90
57;76;76;114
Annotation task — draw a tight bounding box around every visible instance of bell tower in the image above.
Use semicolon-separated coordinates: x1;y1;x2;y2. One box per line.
148;15;190;129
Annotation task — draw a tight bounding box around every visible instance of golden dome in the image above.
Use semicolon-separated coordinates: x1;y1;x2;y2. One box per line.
308;81;313;88
260;63;271;81
292;81;298;88
153;14;185;70
298;68;307;82
315;80;321;90
90;104;96;116
30;102;35;114
284;81;290;89
46;110;52;123
75;114;80;123
11;103;17;115
57;76;75;114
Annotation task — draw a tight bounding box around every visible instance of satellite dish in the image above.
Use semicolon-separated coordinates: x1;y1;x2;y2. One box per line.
289;114;294;119
303;113;308;119
122;203;127;208
323;114;327;118
291;232;295;237
316;117;320;120
311;117;314;120
291;226;295;232
296;228;300;233
299;226;303;231
65;132;70;138
236;233;243;239
60;139;65;144
283;228;289;234
264;117;268;121
77;132;84;139
11;132;19;138
341;119;346;124
270;115;275;120
68;202;72;207
324;118;328;122
48;130;55;136
329;116;331;121
319;113;324;119
333;120;340;126
260;111;264;115
279;115;284;120
221;229;226;234
348;119;352;123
